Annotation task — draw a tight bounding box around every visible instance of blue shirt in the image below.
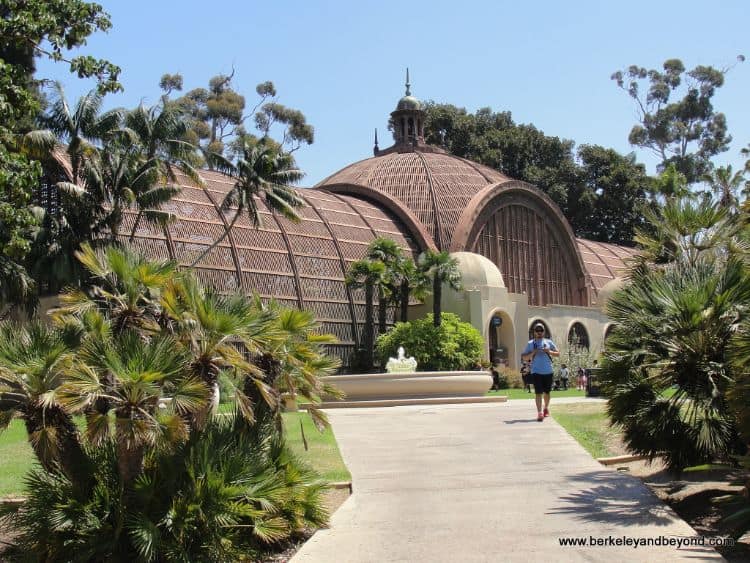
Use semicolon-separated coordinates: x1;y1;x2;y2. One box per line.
521;337;558;374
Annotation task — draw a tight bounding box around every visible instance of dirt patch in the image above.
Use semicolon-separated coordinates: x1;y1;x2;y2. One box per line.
611;459;750;561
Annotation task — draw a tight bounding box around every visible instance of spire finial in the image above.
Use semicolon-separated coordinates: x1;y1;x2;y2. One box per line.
405;68;411;96
373;128;379;155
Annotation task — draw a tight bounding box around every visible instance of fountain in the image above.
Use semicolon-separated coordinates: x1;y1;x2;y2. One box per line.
385;346;418;373
314;346;504;408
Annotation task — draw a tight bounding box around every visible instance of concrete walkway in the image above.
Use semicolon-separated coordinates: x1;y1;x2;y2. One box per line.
292;401;722;562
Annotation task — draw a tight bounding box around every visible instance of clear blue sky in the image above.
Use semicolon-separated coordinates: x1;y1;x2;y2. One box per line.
37;0;750;186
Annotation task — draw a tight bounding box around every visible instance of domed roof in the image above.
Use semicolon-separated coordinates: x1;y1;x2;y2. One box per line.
597;277;626;311
316;151;509;250
450;252;504;289
396;95;422;111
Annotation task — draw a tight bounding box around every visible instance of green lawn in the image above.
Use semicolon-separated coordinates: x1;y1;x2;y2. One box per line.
283;411;350;482
550;402;622;459
487;388;586;400
0;410;350;499
0;419;36;498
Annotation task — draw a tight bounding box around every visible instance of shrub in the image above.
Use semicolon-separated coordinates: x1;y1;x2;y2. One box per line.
375;313;483;371
501;367;524;389
0;413;329;561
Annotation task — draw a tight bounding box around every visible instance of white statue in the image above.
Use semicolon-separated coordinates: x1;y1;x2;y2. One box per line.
386;346;418;373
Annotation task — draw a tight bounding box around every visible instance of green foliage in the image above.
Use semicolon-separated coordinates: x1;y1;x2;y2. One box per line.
499;367;524;389
602;233;750;472
555;340;597;378
417;250;461;327
612;58;740;184
0;245;338;559
0;0;119;311
0;414;329;561
572;145;652;245
375;313;482;371
0;148;40;310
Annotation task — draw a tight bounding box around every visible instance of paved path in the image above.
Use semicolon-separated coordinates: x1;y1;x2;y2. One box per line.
292;401;722;562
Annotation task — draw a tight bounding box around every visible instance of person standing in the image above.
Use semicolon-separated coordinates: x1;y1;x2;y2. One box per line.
521;323;560;421
559;363;570;390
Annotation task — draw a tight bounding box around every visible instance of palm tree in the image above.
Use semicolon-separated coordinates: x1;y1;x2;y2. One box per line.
63;329;207;486
633;196;739;266
0;322;89;482
345;259;386;372
394;256;425;323
702;164;747;211
262;304;342;429
190;141;305;267
418;250;462;327
366;237;403;334
124;101;202;240
160;274;279;427
603;256;750;473
25;83;122;183
51;244;178;337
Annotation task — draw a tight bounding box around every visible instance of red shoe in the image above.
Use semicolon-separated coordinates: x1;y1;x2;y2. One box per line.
543;408;549;417
537;412;544;422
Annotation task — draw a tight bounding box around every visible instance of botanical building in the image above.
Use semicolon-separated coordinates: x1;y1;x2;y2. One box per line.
119;80;635;368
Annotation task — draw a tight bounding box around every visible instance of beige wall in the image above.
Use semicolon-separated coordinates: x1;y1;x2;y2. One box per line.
410;284;611;371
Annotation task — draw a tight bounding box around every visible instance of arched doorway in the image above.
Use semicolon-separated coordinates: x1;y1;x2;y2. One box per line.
603;324;615;341
488;310;515;368
568;322;589;349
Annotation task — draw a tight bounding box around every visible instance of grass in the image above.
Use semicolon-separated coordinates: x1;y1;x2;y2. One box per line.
549;402;623;459
283;411;351;482
487;388;586;400
0;419;36;498
0;409;350;498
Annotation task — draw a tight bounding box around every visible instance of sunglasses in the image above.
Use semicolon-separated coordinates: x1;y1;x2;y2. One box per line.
534;329;544;333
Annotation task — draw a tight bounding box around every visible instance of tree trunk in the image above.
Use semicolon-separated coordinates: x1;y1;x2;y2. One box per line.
246;352;283;432
116;413;145;487
400;281;410;323
378;287;387;335
25;406;91;488
189;211;240;267
364;284;374;371
433;276;442;327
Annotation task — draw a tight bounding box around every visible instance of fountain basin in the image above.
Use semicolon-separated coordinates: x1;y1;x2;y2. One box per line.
323;370;493;401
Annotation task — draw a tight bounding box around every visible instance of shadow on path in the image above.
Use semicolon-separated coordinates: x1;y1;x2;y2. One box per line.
549;471;675;527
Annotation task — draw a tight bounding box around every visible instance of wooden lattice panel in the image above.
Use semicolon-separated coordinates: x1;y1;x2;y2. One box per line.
473;204;583;306
576;238;638;295
91;166;418;369
316;151;508;250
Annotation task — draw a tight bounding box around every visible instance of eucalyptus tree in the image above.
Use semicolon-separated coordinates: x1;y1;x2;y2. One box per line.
345;259;387;372
612;58;741;184
418;250;462;327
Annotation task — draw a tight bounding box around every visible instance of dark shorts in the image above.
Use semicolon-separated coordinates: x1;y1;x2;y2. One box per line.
532;373;553;394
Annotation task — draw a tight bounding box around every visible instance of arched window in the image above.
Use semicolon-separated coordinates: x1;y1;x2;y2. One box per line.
568;322;589;349
603;324;615;341
528;319;551;340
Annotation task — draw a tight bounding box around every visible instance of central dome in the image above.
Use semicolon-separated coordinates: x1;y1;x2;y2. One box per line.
315;150;509;250
396;95;422;111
